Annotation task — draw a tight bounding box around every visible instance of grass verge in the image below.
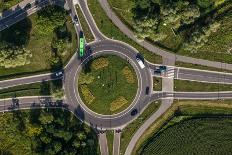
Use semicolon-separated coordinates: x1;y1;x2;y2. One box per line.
75;5;95;42
120;101;161;155
106;130;114;155
132;100;232;155
153;77;162;91
87;0;162;64
174;80;232;92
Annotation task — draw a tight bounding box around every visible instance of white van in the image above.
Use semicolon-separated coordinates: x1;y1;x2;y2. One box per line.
136;58;145;69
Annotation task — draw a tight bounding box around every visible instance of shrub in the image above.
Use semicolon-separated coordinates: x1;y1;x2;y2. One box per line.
79;72;95;84
122;66;135;84
80;85;95;104
91;57;109;70
110;96;128;111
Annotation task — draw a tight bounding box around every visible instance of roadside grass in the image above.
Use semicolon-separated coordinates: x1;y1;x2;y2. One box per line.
108;0;232;63
120;101;161;155
175;61;232;73
87;0;162;64
78;55;138;115
139;117;232;155
132;100;232;155
0;6;77;80
174;80;232;92
75;5;95;43
0;109;99;155
153;77;162;91
0;0;22;12
106;130;114;155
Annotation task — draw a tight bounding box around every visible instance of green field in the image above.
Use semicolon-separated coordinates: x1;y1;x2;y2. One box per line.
108;0;232;63
106;130;114;155
78;55;138;115
139;117;232;155
0;109;99;155
120;101;161;154
75;5;94;43
132;100;232;155
0;0;22;12
87;0;162;64
174;80;232;92
0;6;77;80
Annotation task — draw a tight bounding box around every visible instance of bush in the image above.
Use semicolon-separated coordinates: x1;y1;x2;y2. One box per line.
122;66;135;84
91;57;109;70
80;85;95;104
110;96;128;111
79;72;95;84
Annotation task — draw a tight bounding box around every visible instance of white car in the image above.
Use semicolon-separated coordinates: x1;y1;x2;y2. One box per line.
55;71;63;77
136;58;145;69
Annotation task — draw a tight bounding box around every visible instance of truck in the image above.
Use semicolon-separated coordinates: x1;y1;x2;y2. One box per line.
136;58;145;69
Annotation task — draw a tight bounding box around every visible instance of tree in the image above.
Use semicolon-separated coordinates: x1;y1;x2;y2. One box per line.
39;113;54;125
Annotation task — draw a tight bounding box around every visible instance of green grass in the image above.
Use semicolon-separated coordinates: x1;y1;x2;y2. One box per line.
120;101;161;155
0;83;42;99
75;5;95;43
106;130;114;155
153;77;162;91
0;6;77;80
132;100;232;155
175;61;232;73
87;0;162;64
0;0;22;12
139;117;232;155
78;55;138;115
108;0;232;63
0;109;99;155
174;80;232;92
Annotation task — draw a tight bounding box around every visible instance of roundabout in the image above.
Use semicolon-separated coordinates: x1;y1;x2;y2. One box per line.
63;40;152;129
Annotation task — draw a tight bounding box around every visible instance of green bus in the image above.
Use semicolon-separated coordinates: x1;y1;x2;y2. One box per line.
79;31;84;57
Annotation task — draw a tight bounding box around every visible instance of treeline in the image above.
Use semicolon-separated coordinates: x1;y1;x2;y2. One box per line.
133;0;227;51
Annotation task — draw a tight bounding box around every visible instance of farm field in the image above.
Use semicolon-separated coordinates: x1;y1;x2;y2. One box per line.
139;117;232;155
78;55;138;115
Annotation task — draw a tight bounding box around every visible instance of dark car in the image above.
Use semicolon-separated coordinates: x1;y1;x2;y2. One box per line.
24;3;32;10
74;15;78;22
145;87;150;95
159;66;167;71
131;109;138;116
154;69;161;74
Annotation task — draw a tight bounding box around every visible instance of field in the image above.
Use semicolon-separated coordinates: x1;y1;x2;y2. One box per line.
120;101;161;154
78;55;138;115
132;100;232;155
174;80;232;92
75;5;95;43
0;109;99;155
108;0;232;63
0;6;77;80
139;117;232;155
87;0;162;64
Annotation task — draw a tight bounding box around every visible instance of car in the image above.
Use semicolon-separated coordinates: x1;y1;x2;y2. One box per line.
24;3;32;9
55;71;63;77
145;87;150;95
131;109;138;116
159;66;167;72
74;15;78;22
136;58;145;69
154;69;161;74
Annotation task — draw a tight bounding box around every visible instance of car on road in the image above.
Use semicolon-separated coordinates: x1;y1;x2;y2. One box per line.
131;109;138;116
74;15;78;22
136;58;145;69
145;87;150;95
55;71;63;77
24;3;32;10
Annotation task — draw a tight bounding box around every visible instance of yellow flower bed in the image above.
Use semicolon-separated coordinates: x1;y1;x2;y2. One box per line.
110;96;128;111
122;66;135;84
80;85;95;104
91;57;109;70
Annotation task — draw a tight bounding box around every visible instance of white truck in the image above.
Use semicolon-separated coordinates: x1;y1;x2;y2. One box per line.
136;58;145;69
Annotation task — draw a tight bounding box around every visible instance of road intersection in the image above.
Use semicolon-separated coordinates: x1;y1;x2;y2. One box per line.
0;0;232;155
